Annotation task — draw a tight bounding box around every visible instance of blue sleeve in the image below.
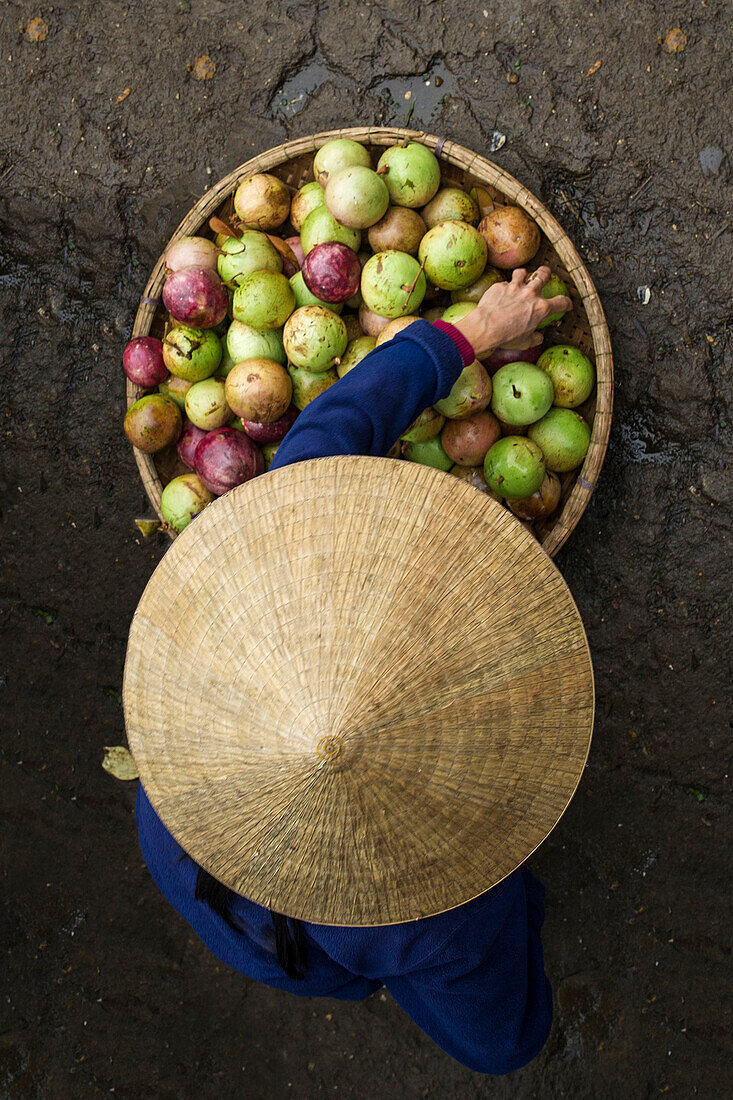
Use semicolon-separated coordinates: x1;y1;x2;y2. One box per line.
270;320;464;469
382;869;553;1075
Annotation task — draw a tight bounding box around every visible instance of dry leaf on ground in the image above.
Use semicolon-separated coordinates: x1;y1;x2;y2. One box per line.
661;28;687;53
102;745;139;781
21;17;48;42
189;55;216;80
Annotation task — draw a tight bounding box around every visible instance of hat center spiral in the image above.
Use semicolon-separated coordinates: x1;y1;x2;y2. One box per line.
316;734;344;761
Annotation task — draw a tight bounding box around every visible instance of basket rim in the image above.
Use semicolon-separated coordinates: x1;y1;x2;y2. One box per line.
128;125;613;557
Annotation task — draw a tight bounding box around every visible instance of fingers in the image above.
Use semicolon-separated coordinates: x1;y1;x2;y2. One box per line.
511;267;527;285
543;294;573;316
526;265;552;289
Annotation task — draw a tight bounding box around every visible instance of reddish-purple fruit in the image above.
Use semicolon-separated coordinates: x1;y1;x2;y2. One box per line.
240;404;299;444
484;335;543;374
123;337;168;387
194;427;263;495
358;302;392;336
177;420;208;469
441;410;502;466
124;394;182;453
162;266;228;328
301;243;361;304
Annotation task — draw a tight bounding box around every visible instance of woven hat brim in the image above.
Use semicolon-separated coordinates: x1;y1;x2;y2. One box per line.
124;457;594;926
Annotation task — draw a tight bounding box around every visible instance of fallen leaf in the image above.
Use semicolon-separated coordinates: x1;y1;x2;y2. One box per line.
134;516;161;537
586;60;602;76
21;16;48;42
115;87;131;104
102;745;139;781
661;27;687;52
189;55;216;81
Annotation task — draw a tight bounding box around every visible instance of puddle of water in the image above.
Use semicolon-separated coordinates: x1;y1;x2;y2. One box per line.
618;414;676;466
271;58;464;127
272;59;336;119
548;179;607;237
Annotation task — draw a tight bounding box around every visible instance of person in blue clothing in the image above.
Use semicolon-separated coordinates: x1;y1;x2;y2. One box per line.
135;265;573;1075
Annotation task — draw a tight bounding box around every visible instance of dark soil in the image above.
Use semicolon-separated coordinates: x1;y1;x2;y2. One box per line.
1;1;731;1096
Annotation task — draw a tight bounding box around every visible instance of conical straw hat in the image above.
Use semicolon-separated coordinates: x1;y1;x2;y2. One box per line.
124;456;594;926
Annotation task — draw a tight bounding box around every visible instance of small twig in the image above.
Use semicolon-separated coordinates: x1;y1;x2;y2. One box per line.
628;175;655;203
401;258;426;310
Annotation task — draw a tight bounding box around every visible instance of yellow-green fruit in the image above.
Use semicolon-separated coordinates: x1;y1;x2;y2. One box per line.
418;222;488;290
422;187;479;228
361;251;426;318
287;364;339;409
527;408;591;472
160;473;215;531
376;143;441;208
325;166;390;229
217;231;282;285
400;408;445;443
375;316;420;345
402;434;453;471
313;138;371;188
434;360;492;420
184;377;232;430
290;181;325;232
536;345;595;408
232;272;295;331
300;206;361;255
261;443;279;471
484;437;546;498
440;302;476;325
283;306;348;372
337;336;377;377
450;268;503;303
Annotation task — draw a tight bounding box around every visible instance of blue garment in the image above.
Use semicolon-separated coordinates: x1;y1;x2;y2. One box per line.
136;320;553;1074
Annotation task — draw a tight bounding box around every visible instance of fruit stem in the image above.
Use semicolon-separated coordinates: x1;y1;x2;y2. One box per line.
402;258;426;310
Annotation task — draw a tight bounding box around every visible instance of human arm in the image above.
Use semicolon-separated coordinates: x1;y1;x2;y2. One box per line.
270;264;572;471
382;868;553;1075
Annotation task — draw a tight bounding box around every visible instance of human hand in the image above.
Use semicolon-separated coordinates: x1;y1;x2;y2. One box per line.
451;266;573;358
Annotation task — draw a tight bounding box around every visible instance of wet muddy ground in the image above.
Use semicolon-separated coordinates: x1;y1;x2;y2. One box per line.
1;0;731;1096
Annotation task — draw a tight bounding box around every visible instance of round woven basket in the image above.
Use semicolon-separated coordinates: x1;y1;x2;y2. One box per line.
126;126;613;558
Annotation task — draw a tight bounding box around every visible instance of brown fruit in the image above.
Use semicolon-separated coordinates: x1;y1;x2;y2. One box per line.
478;206;541;270
506;471;562;520
124;394;182;453
441;410;501;466
367;207;427;254
224;358;292;423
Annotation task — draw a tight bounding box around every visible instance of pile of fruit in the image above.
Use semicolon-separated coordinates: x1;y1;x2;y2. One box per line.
123;137;595;533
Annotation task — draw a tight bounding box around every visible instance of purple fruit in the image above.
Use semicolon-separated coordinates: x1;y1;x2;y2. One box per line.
194;427;263;495
301;243;361;304
177;420;208;469
484;337;543;374
240;404;299;444
162;266;228;328
123;336;168;388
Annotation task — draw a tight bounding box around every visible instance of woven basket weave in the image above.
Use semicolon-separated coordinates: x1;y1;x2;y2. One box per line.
126;127;613;557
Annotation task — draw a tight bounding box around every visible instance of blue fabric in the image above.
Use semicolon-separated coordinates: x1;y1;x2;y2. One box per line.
135;320;554;1074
